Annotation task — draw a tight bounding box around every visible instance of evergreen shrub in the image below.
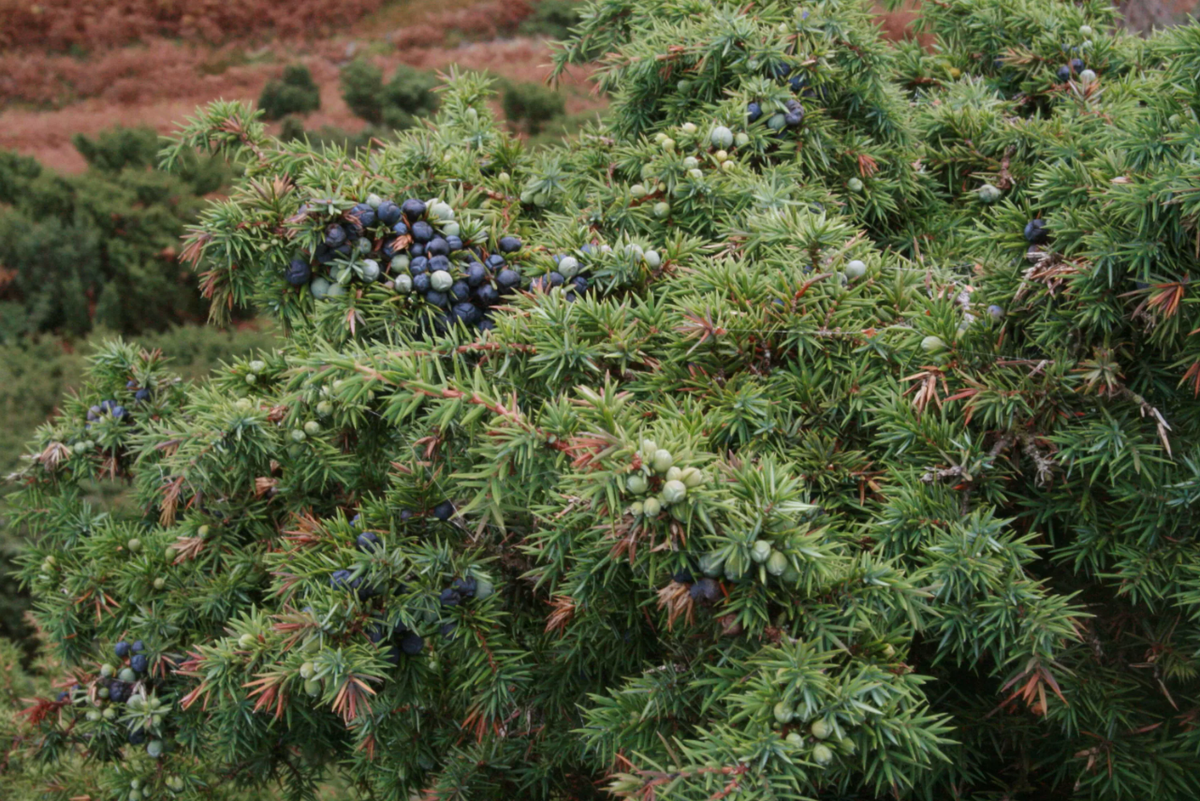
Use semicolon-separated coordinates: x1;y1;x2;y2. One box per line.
0;129;229;339
340;60;439;130
8;2;1200;799
501;80;567;134
257;64;322;121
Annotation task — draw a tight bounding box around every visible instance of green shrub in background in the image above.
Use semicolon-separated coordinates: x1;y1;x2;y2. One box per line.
0;130;240;651
0;637;93;796
257;64;321;121
501;80;566;133
278;114;309;143
0;325;280;475
0;130;230;341
340;59;439;129
518;0;583;39
72;126;228;195
0;150;42;203
279;115;387;153
523;110;599;149
339;58;385;123
382;64;439;130
71;127;160;173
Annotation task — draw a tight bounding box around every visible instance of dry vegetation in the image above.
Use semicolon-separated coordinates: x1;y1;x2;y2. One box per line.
3;0;1191;172
0;0;384;51
0;0;545;108
0;0;602;171
0;39;601;171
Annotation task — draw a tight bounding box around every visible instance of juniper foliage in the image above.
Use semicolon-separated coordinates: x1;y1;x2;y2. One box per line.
7;1;1200;800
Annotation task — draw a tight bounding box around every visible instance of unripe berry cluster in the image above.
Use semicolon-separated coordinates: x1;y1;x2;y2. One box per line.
624;439;706;522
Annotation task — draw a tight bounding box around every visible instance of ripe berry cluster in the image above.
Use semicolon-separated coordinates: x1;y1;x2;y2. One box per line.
328;568;380;600
1056;57;1087;83
438;574;494;608
329;502;455;597
671;568;722;604
125;378;153;403
85;399;128;427
366;617;425;664
529;248;594;300
1054;32;1098;86
287;195;532;333
79;376;159;448
745;54;812;134
85;639;170;759
746;97;806;132
328;521;496;661
328;508;482;655
436;573;495;639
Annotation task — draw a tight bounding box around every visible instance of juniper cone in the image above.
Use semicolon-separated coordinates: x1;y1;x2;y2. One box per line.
8;2;1200;800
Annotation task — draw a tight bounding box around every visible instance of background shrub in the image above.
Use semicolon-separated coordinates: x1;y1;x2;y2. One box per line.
70;126;161;172
0;151;43;204
279;116;388;153
257;63;321;121
382;64;440;130
0;130;230;341
341;60;440;130
278;114;309;143
501;80;566;133
339;58;385;124
518;0;583;39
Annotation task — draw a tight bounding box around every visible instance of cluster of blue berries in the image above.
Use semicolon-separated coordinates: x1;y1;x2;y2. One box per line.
530;247;595;301
84;377;156;431
108;639;149;702
744;58;811;133
1056;57;1087;83
288;195;530;333
329;568;380;599
329;502;455;597
747;97;806;132
85;399;128;427
437;573;495;639
439;575;482;608
327;512;496;660
125;379;154;403
367;617;425;664
72;639;171;758
1055;30;1098;85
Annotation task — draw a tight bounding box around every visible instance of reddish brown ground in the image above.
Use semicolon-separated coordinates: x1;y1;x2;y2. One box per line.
0;36;600;173
1;0;1192;172
0;0;598;172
